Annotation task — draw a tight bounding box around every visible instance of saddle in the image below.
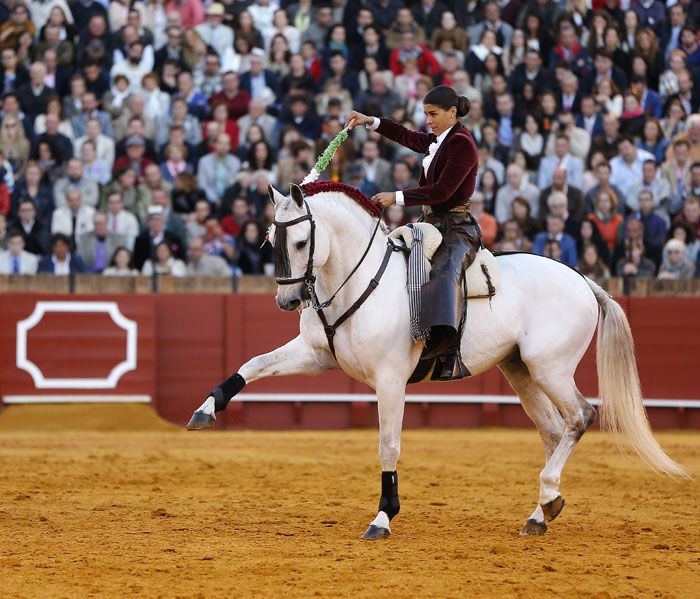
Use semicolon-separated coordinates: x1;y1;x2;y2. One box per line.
389;223;501;300
389;223;501;383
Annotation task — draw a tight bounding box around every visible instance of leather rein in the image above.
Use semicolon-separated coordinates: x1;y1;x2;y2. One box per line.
273;200;399;359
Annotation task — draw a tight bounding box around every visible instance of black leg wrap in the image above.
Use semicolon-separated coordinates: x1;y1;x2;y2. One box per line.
378;471;400;520
211;373;246;412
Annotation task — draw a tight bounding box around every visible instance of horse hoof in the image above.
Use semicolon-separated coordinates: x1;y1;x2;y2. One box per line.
542;496;565;522
362;525;391;541
519;518;548;536
186;411;215;430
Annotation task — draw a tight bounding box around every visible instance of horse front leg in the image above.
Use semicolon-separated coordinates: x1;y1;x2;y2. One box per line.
363;378;406;541
187;336;331;429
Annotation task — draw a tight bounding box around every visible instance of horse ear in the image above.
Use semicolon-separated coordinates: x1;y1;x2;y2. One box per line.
268;183;284;206
289;184;304;208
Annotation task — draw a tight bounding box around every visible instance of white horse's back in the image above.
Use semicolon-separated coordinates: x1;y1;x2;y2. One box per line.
462;253;598;376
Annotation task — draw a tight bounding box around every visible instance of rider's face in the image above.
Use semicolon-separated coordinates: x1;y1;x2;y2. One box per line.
423;103;457;137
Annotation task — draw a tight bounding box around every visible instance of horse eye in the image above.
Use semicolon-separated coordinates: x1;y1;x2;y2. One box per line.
295;239;308;250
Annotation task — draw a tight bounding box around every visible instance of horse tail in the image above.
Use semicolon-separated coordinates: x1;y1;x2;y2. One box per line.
585;277;689;478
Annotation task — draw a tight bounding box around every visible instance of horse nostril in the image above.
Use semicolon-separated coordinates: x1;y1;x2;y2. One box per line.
288;299;301;310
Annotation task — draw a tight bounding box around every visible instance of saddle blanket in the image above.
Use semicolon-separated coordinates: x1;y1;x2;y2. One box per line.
388;223;501;298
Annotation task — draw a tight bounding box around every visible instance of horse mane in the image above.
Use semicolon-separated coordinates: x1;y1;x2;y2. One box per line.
300;181;382;219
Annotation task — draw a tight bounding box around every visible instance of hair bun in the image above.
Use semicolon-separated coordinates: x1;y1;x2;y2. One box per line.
457;96;471;118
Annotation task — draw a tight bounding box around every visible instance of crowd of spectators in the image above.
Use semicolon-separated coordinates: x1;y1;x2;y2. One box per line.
0;0;699;283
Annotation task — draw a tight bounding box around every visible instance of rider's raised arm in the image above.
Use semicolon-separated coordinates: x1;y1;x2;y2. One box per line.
368;117;433;155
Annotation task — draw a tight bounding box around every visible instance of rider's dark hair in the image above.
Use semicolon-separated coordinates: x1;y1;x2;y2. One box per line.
423;85;470;117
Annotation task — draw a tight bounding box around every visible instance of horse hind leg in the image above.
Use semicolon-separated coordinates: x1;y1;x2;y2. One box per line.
498;354;565;536
524;363;597;534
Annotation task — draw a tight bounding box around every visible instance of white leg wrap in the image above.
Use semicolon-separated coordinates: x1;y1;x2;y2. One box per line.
197;396;216;416
529;505;545;523
370;511;391;530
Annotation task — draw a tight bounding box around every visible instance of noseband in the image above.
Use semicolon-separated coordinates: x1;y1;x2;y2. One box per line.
272;198;397;359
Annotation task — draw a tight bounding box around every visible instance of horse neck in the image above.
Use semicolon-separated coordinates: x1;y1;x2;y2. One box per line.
310;194;387;309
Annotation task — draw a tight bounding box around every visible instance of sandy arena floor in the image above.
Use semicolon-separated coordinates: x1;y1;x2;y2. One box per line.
0;405;698;598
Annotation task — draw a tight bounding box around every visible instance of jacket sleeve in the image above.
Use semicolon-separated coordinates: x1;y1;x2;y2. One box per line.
375;118;433;154
400;136;476;206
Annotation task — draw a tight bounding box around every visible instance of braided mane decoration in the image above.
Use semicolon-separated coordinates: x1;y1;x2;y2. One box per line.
300;181;382;219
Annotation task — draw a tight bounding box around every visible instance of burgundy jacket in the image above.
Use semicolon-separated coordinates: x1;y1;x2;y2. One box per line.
375;118;478;214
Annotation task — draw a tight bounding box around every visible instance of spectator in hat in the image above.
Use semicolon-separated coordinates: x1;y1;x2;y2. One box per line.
195;3;233;60
132;204;185;271
38;232;87;274
658;238;695;280
113;136;154;184
0;229;39;274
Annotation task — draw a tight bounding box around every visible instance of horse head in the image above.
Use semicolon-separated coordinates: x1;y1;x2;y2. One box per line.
268;183;331;311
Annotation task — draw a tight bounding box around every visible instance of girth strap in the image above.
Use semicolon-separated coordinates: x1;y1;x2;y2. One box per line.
317;242;397;359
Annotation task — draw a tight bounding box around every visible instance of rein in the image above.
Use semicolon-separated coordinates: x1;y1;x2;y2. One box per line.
273;199;395;359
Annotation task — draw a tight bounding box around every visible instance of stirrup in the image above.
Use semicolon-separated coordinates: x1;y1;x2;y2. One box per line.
432;354;470;381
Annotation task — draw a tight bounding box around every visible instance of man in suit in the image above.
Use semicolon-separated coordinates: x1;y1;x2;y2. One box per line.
0;230;39;274
276;95;321;142
104;191;139;250
533;214;578;268
175;69;209;121
580;51;627;96
576;95;604;139
16;61;53;119
154;26;186;73
70;90;113;138
508;49;553;100
132;205;185;271
77;213;126;273
239;50;280;104
33;112;74;160
558;72;581;116
538;134;585;190
197;133;242;205
538;166;585;221
186;237;231;277
8;199;50;255
51;188;96;249
588;112;621;162
53;159;100;209
468;1;513;51
351;139;393;196
38;233;88;274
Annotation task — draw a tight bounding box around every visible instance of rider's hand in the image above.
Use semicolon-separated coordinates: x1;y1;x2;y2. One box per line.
371;192;396;208
346;111;374;129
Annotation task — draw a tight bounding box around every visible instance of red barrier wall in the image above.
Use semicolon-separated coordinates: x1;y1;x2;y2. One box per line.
0;293;698;430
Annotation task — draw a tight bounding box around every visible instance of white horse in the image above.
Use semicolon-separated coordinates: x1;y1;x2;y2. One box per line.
188;182;686;540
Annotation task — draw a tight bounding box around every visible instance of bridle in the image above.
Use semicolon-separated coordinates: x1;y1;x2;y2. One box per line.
273;198;397;359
